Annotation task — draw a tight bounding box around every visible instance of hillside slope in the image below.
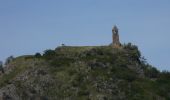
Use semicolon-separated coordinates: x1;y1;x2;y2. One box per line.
0;44;170;100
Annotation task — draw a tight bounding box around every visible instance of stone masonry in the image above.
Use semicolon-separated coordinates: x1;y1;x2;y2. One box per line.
112;25;121;48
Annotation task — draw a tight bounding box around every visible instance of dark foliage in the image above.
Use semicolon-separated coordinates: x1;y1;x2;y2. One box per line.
43;49;56;60
34;53;42;58
142;64;160;78
0;61;4;73
123;43;141;63
5;56;14;65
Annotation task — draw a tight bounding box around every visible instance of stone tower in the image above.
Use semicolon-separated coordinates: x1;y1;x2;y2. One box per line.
112;25;121;48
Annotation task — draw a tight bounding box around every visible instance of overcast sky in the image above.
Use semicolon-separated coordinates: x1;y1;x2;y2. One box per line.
0;0;170;70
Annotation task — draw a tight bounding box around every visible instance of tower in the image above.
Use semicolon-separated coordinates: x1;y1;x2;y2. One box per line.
112;25;121;48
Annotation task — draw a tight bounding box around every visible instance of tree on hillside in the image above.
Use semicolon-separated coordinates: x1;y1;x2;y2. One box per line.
0;61;4;73
35;52;42;58
5;56;14;65
43;49;56;60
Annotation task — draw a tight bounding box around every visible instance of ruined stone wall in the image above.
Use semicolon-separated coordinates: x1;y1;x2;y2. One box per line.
112;26;121;48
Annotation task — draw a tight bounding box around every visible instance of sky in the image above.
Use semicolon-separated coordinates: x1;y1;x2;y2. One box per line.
0;0;170;71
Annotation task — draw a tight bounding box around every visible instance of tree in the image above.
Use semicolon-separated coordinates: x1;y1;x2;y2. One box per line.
5;56;14;65
43;49;56;60
143;64;160;78
61;43;65;46
35;53;41;58
123;43;141;63
0;61;4;73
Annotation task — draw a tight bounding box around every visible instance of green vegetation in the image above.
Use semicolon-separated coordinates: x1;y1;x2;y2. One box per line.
0;44;170;99
34;52;41;58
0;61;4;73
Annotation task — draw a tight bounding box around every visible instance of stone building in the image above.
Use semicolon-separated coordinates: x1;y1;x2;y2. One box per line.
112;25;121;48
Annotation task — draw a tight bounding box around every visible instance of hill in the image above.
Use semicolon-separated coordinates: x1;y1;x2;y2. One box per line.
0;43;170;100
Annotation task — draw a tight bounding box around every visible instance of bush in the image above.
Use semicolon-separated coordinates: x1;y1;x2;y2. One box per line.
35;53;41;58
142;64;160;78
0;61;4;73
117;69;137;82
158;70;170;81
0;61;2;67
123;43;141;63
50;57;74;67
5;56;14;65
43;49;56;60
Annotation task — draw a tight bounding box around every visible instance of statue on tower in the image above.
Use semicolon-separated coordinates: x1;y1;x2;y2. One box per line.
112;25;121;48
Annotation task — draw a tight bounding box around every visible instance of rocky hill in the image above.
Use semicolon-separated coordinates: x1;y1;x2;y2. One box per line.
0;43;170;100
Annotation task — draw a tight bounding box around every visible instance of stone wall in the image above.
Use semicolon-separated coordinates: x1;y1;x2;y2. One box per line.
112;26;121;48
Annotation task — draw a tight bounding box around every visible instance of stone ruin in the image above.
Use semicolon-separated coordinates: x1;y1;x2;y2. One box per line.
111;25;121;48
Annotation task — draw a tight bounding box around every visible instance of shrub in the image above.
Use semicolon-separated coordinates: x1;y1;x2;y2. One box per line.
43;49;56;60
5;56;14;65
35;53;41;58
142;64;160;78
117;69;137;82
123;43;141;63
0;61;4;73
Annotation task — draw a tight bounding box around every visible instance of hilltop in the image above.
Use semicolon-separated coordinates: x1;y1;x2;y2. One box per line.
0;44;170;100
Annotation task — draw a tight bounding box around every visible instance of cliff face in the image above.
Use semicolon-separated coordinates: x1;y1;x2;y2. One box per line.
0;44;170;100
